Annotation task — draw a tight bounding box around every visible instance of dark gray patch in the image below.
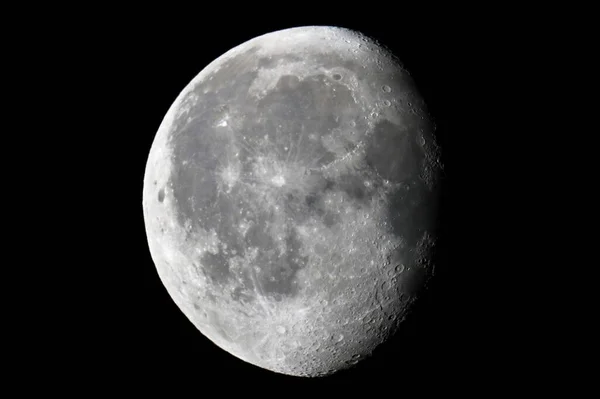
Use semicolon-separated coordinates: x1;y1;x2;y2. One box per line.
255;74;357;167
250;227;308;298
335;174;369;202
244;213;275;249
365;120;423;183
364;117;440;249
332;73;342;80
323;212;340;227
399;263;427;296
168;47;266;232
304;202;340;228
304;185;330;213
169;133;219;228
305;193;320;208
157;188;165;203
385;179;436;250
283;191;308;219
300;177;342;227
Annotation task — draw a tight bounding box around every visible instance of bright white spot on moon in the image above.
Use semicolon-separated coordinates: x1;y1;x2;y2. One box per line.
276;325;287;334
271;175;286;187
219;163;240;192
239;220;251;236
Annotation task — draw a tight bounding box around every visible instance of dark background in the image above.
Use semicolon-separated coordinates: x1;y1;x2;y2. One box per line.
35;7;515;394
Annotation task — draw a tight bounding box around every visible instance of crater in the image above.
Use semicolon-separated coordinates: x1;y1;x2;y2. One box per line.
157;188;165;203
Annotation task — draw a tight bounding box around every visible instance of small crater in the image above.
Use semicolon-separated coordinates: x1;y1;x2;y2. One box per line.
276;325;287;334
382;100;391;107
157;189;165;203
332;73;342;80
381;85;392;93
395;264;405;274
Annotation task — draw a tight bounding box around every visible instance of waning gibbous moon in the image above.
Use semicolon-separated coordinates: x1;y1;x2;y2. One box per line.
142;25;443;377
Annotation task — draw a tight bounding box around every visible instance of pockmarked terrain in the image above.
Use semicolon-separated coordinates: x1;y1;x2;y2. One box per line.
142;26;443;377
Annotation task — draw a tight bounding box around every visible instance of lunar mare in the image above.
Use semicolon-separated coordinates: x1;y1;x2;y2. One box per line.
142;26;442;377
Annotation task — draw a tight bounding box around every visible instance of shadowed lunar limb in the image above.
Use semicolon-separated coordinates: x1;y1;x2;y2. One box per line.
142;26;442;377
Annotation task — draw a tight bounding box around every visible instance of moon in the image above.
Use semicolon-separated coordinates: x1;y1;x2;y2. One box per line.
142;26;443;377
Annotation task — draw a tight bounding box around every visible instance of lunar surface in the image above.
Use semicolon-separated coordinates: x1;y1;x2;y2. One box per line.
142;26;443;377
